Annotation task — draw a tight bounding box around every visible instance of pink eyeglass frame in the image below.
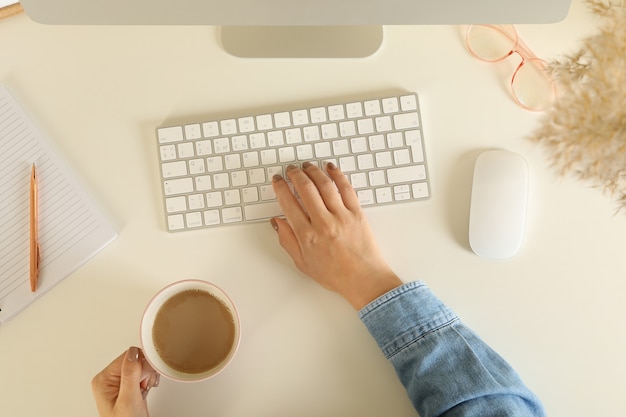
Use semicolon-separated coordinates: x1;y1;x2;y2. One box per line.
465;24;556;111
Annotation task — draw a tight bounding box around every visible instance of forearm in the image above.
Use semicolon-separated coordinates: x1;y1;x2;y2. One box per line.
359;281;545;417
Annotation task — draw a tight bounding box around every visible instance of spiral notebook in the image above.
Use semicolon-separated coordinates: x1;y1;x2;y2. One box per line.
0;85;117;325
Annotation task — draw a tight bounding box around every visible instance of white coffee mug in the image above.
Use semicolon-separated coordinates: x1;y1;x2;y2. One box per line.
140;280;241;382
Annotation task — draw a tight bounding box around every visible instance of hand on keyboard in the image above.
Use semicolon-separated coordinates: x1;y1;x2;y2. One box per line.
271;162;402;310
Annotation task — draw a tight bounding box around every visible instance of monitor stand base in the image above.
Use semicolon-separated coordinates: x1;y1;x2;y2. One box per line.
220;26;383;58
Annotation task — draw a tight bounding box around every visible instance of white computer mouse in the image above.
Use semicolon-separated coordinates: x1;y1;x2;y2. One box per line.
468;149;528;259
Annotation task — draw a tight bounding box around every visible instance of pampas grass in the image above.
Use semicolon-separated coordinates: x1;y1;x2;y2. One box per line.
528;0;626;212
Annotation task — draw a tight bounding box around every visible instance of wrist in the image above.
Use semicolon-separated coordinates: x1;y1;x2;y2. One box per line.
343;271;403;310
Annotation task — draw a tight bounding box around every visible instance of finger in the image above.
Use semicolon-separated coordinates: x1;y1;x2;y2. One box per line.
271;217;306;269
301;162;345;213
285;165;330;218
326;162;361;212
91;351;126;413
272;172;309;229
140;357;160;391
118;346;144;404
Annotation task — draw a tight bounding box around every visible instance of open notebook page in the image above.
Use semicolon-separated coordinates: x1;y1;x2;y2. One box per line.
0;85;117;324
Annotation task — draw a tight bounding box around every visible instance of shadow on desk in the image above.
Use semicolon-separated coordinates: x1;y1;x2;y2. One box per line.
444;149;484;252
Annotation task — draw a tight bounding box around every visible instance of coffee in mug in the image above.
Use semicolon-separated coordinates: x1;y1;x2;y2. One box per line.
140;280;240;382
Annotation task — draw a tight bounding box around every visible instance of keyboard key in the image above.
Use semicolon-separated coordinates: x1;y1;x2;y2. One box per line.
160;144;177;161
376;187;393;203
186;212;203;228
412;182;429;198
158;126;183;143
394;112;420;130
249;168;266;184
206;191;223;207
165;196;187;213
196;140;213;156
279;147;296;162
202;121;219;137
405;130;424;162
188;194;205;210
164;178;193;195
364;100;381;116
375;116;393;132
238;117;255;133
346;102;363;118
332;139;350;156
188;159;206;175
321;123;338;139
292;109;309;126
195;175;212;191
387;165;426;184
184;124;202;140
357;189;375;205
243;151;260;167
224;189;241;205
242;187;259;203
231;171;247;187
220;119;237;135
162;161;187;178
274;112;291;128
260;149;277;165
328;105;345;121
213;173;230;189
222;207;243;223
357;118;375;135
244;201;283;221
256;114;273;130
382;97;399;114
310;107;327;123
167;214;185;230
177;142;194;158
400;94;418;111
204;210;220;225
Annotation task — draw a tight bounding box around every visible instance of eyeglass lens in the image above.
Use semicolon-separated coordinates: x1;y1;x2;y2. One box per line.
466;25;555;111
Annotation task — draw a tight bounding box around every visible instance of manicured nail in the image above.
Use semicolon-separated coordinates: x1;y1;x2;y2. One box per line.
302;161;312;169
326;161;337;170
270;218;279;231
127;346;139;362
273;174;283;182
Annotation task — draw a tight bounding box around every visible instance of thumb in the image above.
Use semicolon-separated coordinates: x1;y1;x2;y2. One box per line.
271;217;305;268
118;346;144;404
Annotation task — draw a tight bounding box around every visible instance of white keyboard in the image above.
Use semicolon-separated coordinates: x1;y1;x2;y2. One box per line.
156;92;430;231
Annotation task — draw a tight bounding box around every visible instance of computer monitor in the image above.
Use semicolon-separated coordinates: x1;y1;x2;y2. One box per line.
20;0;572;58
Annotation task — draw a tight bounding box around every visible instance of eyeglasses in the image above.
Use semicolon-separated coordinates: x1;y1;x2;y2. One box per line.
465;24;555;111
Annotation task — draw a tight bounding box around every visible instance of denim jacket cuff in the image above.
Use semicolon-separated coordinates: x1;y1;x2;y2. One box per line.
358;280;459;359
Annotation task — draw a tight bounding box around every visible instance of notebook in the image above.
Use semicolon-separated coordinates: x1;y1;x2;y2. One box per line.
0;85;117;325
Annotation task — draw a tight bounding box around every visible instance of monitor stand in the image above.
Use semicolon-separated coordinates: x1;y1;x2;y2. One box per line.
220;26;383;58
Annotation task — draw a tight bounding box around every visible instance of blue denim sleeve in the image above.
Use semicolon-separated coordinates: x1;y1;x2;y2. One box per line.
358;281;546;417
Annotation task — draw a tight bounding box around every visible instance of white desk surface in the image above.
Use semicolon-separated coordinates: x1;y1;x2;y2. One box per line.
1;1;625;416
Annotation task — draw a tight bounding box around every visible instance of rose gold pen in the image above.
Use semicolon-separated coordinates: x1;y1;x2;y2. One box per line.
30;164;40;292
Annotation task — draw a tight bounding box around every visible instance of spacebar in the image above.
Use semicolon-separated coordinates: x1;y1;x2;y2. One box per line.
244;201;284;221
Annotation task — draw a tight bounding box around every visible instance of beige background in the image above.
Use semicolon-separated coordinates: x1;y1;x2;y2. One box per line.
1;0;624;416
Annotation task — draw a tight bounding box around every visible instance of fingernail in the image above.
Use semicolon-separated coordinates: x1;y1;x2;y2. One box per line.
326;161;337;170
142;387;150;400
302;161;312;169
270;218;279;231
127;346;139;362
153;374;161;387
286;164;296;172
273;174;283;182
